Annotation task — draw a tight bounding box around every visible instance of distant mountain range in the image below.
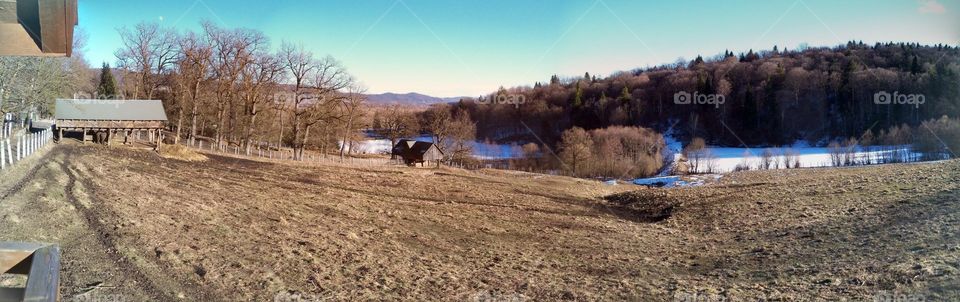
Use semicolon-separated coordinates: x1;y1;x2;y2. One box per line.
364;92;466;106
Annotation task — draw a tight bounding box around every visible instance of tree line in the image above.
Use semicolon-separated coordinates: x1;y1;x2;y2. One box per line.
0;30;92;117
457;42;960;148
101;21;365;160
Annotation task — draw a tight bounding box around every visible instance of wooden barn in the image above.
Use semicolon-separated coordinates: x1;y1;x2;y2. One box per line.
54;99;168;148
392;139;444;167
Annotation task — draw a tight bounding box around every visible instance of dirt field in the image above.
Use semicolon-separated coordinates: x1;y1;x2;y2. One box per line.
1;143;958;301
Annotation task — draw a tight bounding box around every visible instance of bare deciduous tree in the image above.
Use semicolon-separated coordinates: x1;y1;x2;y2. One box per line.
116;21;179;99
280;43;353;160
339;85;367;160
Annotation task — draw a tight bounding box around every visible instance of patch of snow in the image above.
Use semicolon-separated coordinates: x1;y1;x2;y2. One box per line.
690;145;920;173
633;176;681;187
658;128;684;176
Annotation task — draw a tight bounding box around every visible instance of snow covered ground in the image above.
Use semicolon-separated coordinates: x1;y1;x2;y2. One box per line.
686;145;918;173
638;133;921;187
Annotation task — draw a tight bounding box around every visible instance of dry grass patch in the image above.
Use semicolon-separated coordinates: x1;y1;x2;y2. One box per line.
158;144;207;162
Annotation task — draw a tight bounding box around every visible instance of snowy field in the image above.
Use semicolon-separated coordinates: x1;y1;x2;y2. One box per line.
681;145;919;173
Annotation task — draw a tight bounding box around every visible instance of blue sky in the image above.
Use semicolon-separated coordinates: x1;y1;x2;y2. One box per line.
79;0;959;97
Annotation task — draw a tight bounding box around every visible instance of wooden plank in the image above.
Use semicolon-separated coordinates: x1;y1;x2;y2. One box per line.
0;242;44;274
22;245;60;302
0;250;33;274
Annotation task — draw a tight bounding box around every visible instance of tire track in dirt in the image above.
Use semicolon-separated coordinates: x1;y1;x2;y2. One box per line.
56;147;182;302
0;148;54;201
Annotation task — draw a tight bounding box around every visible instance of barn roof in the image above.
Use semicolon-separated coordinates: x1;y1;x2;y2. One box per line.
393;139;443;157
55;99;168;121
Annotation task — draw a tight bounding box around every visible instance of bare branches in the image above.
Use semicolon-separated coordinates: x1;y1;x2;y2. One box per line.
115;21;179;99
279;42;355;160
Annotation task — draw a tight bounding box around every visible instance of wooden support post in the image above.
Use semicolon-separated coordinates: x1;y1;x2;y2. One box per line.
81;128;86;144
106;129;112;146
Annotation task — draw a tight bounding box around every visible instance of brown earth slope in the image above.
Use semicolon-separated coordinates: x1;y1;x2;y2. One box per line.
1;144;958;301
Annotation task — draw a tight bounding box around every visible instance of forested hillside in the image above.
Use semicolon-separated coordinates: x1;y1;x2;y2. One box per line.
459;42;960;147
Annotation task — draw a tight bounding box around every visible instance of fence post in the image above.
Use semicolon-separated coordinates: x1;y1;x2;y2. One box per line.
5;139;11;165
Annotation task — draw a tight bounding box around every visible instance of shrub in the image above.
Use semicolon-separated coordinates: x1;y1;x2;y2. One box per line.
780;148;800;169
828;141;843;167
559;126;665;178
682;137;708;173
760;148;775;170
914;116;960;160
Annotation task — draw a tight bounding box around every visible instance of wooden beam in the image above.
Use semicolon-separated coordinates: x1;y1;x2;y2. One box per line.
22;245;60;302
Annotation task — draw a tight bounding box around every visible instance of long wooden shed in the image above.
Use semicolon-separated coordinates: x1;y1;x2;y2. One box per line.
54;99;168;147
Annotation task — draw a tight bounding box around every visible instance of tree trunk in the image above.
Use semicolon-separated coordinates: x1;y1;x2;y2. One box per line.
300;124;312;161
245;106;259;156
175;105;183;144
276;106;284;151
339;116;353;161
189;82;200;146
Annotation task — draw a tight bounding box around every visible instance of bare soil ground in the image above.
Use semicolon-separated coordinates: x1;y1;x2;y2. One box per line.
1;143;958;301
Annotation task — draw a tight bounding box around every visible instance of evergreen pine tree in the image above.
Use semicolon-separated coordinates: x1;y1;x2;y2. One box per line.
97;63;118;99
911;56;922;75
619;87;631;104
573;83;583;107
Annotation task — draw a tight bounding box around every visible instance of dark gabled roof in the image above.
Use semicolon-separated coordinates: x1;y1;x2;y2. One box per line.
55;99;168;121
409;141;439;155
392;140;443;157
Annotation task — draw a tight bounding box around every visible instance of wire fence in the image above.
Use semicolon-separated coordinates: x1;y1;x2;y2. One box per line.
175;137;401;168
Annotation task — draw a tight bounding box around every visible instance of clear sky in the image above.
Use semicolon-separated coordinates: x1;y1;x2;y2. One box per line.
79;0;959;97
